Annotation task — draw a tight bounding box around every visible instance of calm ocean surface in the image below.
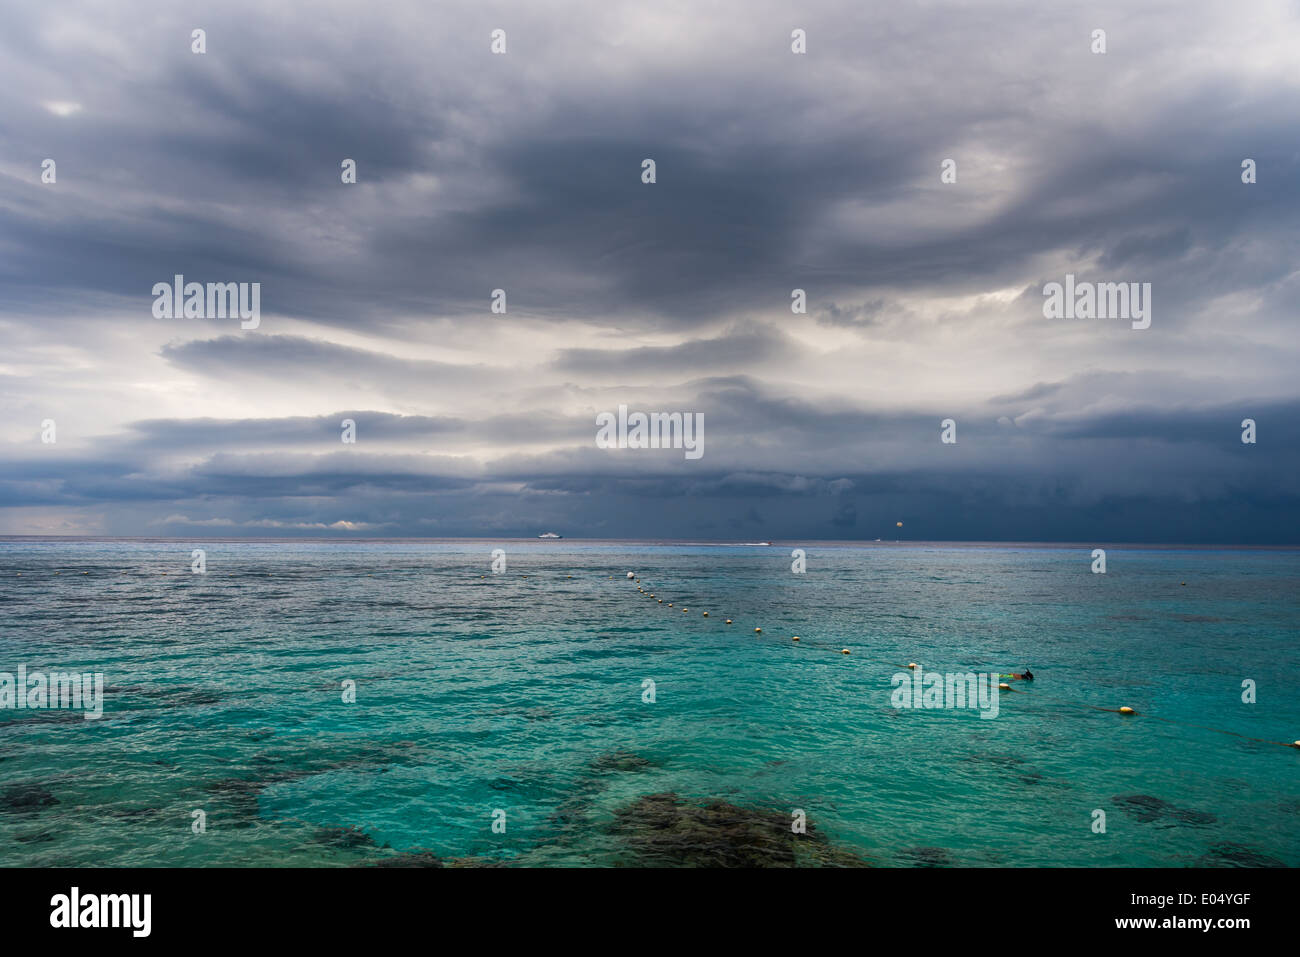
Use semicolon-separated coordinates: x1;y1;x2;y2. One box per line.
1;540;1297;867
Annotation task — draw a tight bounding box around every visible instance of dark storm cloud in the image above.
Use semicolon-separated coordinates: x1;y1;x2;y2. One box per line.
3;382;1294;524
2;1;1293;329
550;322;797;376
123;412;466;450
1;0;1298;541
159;334;504;390
815;299;893;329
117;408;591;452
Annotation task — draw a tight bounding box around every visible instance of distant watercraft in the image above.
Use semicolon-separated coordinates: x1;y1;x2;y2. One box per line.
538;532;562;539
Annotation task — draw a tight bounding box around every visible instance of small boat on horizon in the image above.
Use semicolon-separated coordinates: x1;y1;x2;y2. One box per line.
538;532;563;539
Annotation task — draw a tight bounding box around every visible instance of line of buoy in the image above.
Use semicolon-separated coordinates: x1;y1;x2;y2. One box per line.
640;576;1290;746
616;572;1297;751
621;579;849;658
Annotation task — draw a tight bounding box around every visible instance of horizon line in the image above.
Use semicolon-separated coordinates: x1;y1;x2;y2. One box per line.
1;535;1297;550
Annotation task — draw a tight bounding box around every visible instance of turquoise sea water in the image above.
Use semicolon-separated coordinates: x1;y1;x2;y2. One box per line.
1;540;1297;867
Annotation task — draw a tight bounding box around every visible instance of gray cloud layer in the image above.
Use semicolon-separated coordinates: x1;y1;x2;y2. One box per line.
1;0;1298;541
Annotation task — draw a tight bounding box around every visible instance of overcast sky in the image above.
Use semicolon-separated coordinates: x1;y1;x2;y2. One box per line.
2;0;1298;542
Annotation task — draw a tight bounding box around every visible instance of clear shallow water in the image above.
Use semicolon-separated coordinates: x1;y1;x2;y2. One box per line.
1;540;1297;867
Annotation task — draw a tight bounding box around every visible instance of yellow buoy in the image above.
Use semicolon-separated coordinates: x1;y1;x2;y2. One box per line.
702;611;708;617
754;627;762;634
907;662;917;670
999;683;1010;690
658;599;663;603
841;649;850;655
792;636;800;642
725;619;732;624
1119;706;1135;714
668;603;673;607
